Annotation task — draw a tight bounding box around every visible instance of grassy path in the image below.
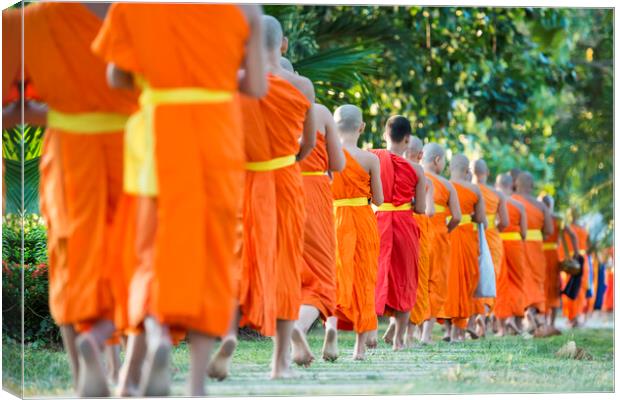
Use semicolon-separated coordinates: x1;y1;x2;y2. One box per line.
3;317;614;397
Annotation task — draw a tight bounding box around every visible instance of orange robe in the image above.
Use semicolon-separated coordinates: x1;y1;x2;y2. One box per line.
235;93;277;336
603;266;614;312
370;149;420;315
94;4;249;336
438;183;479;329
2;6;21;104
561;224;589;321
3;3;136;331
512;195;546;313
477;185;503;311
543;218;562;310
494;202;526;319
299;132;337;320
263;75;311;321
332;150;380;333
409;186;433;325
425;173;452;317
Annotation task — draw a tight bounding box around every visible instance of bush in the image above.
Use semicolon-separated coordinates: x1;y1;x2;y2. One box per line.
2;214;60;346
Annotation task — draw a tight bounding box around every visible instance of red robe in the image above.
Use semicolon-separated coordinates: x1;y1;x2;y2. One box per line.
370;150;419;315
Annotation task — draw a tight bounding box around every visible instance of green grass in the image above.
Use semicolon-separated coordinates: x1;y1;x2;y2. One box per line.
3;321;614;397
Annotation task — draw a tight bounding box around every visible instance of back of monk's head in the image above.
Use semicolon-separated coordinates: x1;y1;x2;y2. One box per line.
496;173;513;190
450;153;470;177
385;115;412;144
406;135;424;162
515;171;534;192
280;57;294;72
263;15;283;51
334;104;363;135
473;159;489;177
422;142;445;164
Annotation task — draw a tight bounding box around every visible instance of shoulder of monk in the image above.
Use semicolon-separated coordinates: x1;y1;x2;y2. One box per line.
289;74;315;102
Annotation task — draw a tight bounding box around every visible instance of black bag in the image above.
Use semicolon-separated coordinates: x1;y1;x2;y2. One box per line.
562;255;585;300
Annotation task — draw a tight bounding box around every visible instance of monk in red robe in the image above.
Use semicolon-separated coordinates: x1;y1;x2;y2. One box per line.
370;116;426;351
2;3;139;395
325;104;383;360
513;172;553;335
494;174;527;336
472;159;509;336
94;3;267;395
438;154;486;342
403;136;436;346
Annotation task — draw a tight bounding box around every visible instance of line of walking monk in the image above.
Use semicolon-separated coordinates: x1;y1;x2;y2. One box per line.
1;2;612;397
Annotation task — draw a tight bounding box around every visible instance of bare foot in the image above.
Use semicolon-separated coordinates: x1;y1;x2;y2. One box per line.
476;316;486;338
420;338;434;346
383;323;396;345
270;364;298;380
366;330;378;349
353;352;366;361
291;328;315;367
207;336;237;381
76;333;110;397
392;339;406;352
139;335;172;396
321;328;338;362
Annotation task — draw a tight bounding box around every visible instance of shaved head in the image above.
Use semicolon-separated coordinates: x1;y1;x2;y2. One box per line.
515;171;534;193
408;136;424;153
263;15;283;52
422;142;445;163
496;173;513;190
280;57;294;72
334;104;363;134
473;159;488;176
450;153;470;178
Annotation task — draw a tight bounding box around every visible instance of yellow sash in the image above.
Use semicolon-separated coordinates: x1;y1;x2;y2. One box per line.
434;203;447;213
374;202;412;212
459;214;473;225
333;197;369;208
246;155;296;172
487;214;496;228
526;229;543;241
124;78;233;196
543;243;558;250
500;232;522;241
579;249;587;255
47;109;128;134
301;171;327;176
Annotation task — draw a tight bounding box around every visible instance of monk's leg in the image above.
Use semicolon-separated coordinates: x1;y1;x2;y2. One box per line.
524;307;537;333
116;332;147;396
495;318;506;337
207;306;240;381
420;318;434;345
187;331;216;396
75;319;116;396
365;329;378;348
392;311;409;351
322;316;339;362
466;316;479;340
104;343;121;385
60;325;80;391
291;305;317;367
442;320;451;342
353;331;368;360
383;317;396;345
138;317;172;396
271;319;296;379
404;322;417;347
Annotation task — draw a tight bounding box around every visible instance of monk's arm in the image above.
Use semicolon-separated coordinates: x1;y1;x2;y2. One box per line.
542;203;553;238
239;5;267;97
425;180;435;217
565;225;579;259
369;154;384;206
107;64;134;90
496;192;509;231
413;168;426;214
323;107;345;172
518;204;528;240
296;82;316;161
446;183;462;232
473;187;487;227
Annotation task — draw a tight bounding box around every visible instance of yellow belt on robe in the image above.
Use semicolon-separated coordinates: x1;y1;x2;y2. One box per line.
47;109;129;134
124;78;233;196
579;249;587;255
374;202;412;212
526;229;543;241
543;243;558;250
333;197;369;208
434;203;447;213
459;214;473;225
301;171;327;176
487;214;496;228
246;155;296;172
500;232;522;241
